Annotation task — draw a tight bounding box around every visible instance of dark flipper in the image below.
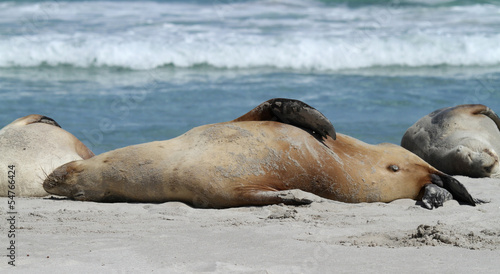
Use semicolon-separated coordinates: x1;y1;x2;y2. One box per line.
37;116;62;128
431;104;500;131
21;114;62;128
233;98;336;140
430;173;480;206
475;105;500;131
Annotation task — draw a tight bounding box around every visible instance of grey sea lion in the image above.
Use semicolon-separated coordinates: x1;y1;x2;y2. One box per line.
402;104;500;178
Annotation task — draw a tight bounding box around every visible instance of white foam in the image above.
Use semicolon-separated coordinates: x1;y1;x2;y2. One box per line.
2;31;500;71
1;1;499;71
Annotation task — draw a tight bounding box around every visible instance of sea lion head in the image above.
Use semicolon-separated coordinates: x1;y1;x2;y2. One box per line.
43;161;102;201
365;142;476;207
452;143;500;178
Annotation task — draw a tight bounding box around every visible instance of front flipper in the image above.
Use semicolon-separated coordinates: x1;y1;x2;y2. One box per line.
241;190;314;206
233;98;336;140
421;184;453;209
430;173;488;207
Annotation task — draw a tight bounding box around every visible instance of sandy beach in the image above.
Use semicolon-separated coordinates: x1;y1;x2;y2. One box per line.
2;0;500;272
2;176;499;273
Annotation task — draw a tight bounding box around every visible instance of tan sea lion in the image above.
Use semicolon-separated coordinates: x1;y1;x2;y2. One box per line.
43;99;480;209
401;104;500;178
0;114;94;197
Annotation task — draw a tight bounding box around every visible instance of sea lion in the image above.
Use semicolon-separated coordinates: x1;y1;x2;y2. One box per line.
401;104;500;178
0;114;94;197
43;99;480;209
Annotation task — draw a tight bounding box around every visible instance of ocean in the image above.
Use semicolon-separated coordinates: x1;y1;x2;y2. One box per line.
1;0;499;155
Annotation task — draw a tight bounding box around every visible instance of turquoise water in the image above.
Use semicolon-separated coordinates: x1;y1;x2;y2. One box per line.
1;0;499;154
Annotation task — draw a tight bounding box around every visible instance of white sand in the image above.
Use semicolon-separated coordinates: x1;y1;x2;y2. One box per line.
2;176;500;273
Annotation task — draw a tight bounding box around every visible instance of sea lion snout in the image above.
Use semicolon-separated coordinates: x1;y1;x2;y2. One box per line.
43;161;80;196
43;165;68;191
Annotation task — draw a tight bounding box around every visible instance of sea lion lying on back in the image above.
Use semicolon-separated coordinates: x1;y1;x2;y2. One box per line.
0;114;94;197
43;99;481;209
402;104;500;178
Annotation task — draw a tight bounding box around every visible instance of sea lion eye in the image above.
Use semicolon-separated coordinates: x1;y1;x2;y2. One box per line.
389;165;399;172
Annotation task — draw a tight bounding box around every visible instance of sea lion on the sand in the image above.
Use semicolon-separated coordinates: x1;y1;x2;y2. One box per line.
0;114;94;197
402;104;500;178
43;99;480;209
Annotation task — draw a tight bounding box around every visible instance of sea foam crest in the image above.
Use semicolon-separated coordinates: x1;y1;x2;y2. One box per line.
2;32;500;71
2;0;500;71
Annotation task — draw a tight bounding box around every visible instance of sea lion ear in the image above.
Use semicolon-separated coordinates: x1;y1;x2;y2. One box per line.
233;98;336;140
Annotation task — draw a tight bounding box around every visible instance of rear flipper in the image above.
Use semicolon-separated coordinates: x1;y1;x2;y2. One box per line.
469;104;500;130
233;98;336;140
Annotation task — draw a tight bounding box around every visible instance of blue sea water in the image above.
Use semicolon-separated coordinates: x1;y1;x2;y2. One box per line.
1;0;499;154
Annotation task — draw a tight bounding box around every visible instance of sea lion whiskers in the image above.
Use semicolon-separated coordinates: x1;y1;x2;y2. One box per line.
38;166;50;185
